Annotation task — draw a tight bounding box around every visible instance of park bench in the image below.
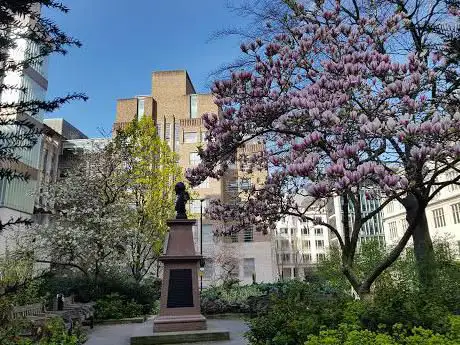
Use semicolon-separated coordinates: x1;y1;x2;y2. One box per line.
11;296;95;328
11;303;46;320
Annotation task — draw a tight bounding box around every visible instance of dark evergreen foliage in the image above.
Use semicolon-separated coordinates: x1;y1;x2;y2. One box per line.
0;1;87;231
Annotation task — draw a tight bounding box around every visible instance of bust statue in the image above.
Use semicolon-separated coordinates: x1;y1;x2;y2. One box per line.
175;182;190;219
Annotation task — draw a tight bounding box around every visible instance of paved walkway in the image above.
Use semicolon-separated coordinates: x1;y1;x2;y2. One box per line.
85;318;249;345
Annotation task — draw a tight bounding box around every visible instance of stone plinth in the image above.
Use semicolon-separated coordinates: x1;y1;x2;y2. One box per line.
153;219;206;332
131;328;230;345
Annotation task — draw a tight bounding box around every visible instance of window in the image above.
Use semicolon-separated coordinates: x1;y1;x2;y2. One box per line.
399;219;408;232
189;152;200;166
231;233;239;243
190;94;198;118
239;179;251;191
244;228;254;242
293;267;299;278
388;221;397;239
201;224;213;245
50;153;56;181
451;203;460;224
290;228;296;235
432;208;446;228
226;181;238;192
137;98;145;119
387;201;394;213
201;131;207;142
302;240;310;249
189;200;201;214
315;240;324;249
156;123;163;138
42;149;48;173
282;253;290;263
301;227;309;235
315;228;323;236
279;228;288;235
174;123;180;151
282;268;291;279
184;131;198;143
446;171;460;192
314;216;323;224
243;258;255;277
165;123;171;142
316;253;326;261
302;253;311;262
280;239;290;249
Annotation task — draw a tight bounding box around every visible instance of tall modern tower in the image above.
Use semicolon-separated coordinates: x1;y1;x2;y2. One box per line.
0;5;48;244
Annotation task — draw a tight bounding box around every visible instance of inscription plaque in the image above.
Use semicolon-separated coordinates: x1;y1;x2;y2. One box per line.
167;269;194;308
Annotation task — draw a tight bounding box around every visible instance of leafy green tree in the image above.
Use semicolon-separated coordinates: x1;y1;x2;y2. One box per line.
114;116;182;282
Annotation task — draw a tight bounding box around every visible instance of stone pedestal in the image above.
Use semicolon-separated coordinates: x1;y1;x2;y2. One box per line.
153;219;207;332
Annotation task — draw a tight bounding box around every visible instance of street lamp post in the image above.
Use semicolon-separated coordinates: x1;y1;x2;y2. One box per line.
192;197;207;292
200;199;204;292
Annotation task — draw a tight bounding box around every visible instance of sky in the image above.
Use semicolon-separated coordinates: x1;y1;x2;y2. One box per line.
44;0;251;138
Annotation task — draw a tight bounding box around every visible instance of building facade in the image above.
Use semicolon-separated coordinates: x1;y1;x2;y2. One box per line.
0;6;48;250
113;70;274;285
383;171;460;252
274;211;330;280
327;192;386;248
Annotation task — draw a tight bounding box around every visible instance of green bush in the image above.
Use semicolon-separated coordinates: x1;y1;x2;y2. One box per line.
38;317;79;345
201;283;266;315
39;272;161;314
246;280;351;345
94;293;143;320
304;316;460;345
246;240;460;345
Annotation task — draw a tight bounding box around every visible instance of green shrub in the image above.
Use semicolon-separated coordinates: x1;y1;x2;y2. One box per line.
94;293;143;320
246;280;351;345
38;317;79;345
201;283;265;315
40;272;161;314
304;317;460;345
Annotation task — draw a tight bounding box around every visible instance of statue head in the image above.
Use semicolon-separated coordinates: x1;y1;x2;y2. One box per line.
175;182;186;195
175;182;189;219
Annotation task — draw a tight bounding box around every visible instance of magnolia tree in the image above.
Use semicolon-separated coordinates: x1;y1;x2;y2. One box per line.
188;0;460;296
31;142;132;285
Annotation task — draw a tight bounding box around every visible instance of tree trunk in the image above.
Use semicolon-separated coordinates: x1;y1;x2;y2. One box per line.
411;210;436;289
404;192;436;290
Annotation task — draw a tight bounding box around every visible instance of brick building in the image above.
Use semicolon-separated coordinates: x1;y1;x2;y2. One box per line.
113;70;275;285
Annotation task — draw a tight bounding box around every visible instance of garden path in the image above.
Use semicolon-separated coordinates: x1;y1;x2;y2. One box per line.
85;317;249;345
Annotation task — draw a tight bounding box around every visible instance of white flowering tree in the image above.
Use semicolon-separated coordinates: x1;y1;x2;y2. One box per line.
31;117;182;286
31;143;132;286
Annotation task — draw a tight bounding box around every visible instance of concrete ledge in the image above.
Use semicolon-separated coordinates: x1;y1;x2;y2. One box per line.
153;314;206;332
131;329;230;345
95;317;146;325
205;313;246;320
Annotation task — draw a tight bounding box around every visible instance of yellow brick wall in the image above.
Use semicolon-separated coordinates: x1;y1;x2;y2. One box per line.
115;98;137;124
113;70;270;243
